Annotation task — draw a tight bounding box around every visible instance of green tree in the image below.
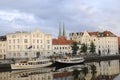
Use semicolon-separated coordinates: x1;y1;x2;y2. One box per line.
71;42;79;55
73;69;80;80
81;66;88;77
90;64;97;80
89;41;96;54
80;43;88;53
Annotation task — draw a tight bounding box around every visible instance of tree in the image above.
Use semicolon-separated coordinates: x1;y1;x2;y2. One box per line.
71;42;79;55
90;64;97;80
89;41;96;54
73;69;80;80
80;43;88;53
81;66;88;77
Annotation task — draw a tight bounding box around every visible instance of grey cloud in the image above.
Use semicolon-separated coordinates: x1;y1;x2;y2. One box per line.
0;0;120;37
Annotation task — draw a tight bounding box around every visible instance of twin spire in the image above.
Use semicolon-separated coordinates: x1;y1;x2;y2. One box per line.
58;22;66;37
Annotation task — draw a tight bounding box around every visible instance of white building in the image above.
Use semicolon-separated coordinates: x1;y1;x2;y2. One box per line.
6;29;52;59
52;24;81;55
52;37;74;55
69;30;119;55
0;36;7;59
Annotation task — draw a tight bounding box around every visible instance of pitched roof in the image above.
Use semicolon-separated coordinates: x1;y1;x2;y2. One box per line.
52;36;74;45
70;30;116;37
88;32;98;35
88;31;116;37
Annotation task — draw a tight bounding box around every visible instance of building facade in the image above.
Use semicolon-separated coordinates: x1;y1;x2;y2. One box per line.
52;24;81;55
6;29;52;59
0;36;7;59
69;30;119;55
118;37;120;54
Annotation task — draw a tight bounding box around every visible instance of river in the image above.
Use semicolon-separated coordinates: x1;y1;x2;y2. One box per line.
0;59;120;80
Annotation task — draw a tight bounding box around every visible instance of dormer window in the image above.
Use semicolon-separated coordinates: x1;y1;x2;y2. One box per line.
107;34;109;36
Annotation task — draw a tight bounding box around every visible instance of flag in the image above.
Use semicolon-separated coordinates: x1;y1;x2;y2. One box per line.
27;45;32;49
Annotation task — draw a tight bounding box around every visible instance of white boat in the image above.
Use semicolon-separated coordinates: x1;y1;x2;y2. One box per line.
55;57;84;66
11;58;52;70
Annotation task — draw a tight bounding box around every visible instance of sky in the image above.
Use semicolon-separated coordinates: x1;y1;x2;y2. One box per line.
0;0;120;37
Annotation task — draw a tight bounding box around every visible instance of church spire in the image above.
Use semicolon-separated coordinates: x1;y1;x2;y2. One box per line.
63;22;66;37
59;22;62;37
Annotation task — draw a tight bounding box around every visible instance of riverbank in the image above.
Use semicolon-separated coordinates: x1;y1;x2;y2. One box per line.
84;54;120;63
0;54;120;69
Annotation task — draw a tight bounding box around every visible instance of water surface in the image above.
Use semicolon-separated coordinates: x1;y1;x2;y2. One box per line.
0;59;120;80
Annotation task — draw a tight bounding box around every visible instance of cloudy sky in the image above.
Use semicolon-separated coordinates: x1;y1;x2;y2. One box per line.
0;0;120;37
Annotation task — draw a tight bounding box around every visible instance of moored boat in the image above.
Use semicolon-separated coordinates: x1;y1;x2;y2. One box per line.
55;57;84;66
11;58;52;70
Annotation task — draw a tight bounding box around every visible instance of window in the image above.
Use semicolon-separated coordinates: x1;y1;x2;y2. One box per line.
13;39;15;43
17;45;19;49
24;39;28;43
13;45;15;49
12;35;16;38
48;45;50;49
17;39;19;43
18;53;20;56
41;40;42;43
47;40;50;44
9;45;11;49
0;55;2;58
37;40;39;43
41;45;42;48
13;53;16;56
37;45;39;49
37;34;39;37
9;40;11;43
9;53;11;56
25;53;28;56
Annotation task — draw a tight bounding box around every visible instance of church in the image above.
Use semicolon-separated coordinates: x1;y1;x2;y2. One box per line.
52;23;80;55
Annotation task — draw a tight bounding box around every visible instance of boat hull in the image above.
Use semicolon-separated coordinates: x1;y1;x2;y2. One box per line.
11;62;52;70
55;59;84;67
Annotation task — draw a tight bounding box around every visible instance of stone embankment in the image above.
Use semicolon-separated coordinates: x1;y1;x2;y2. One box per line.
0;54;120;69
84;54;120;63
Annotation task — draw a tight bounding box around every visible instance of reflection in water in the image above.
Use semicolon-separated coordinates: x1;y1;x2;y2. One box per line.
0;67;54;80
0;59;119;80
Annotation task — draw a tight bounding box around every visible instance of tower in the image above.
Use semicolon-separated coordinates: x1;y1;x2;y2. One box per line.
59;22;62;37
63;22;66;37
58;22;66;39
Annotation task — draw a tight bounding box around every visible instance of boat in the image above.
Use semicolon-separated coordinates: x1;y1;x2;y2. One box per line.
54;57;84;66
56;64;84;72
11;58;52;70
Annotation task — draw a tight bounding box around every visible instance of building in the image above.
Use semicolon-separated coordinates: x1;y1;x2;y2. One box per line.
118;37;120;54
52;24;80;55
69;30;119;55
6;29;52;59
0;36;7;59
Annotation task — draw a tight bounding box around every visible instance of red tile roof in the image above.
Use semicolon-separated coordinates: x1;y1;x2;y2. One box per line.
88;31;116;37
88;32;99;36
52;36;74;45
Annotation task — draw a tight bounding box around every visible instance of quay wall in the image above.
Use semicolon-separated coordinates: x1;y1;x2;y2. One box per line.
0;54;120;69
84;54;120;63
